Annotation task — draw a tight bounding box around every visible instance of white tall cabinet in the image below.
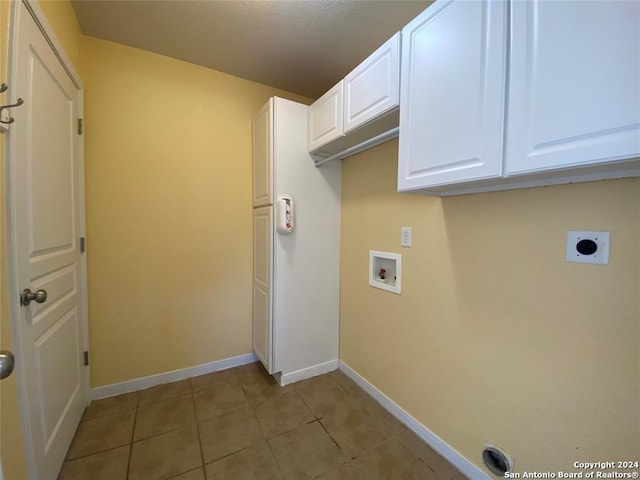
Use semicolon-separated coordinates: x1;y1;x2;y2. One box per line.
252;101;274;371
252;97;341;384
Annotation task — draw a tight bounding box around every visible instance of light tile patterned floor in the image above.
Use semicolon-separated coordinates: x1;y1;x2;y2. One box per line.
59;362;469;480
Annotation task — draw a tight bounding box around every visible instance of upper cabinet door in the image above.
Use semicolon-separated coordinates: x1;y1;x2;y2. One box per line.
253;99;273;207
507;1;640;175
308;81;343;153
344;33;400;134
397;0;507;191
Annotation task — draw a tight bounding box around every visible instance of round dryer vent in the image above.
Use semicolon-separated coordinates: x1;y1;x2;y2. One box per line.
482;444;514;476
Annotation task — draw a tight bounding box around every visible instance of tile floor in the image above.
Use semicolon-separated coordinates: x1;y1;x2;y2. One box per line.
59;362;469;480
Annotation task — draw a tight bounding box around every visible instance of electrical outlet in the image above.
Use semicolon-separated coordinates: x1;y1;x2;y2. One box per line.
566;231;610;265
401;227;412;247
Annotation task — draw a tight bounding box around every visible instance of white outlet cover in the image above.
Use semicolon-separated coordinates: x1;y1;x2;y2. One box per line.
401;227;412;247
566;231;610;265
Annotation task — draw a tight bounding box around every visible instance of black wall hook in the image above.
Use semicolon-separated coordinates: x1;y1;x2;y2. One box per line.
0;98;25;125
0;83;25;126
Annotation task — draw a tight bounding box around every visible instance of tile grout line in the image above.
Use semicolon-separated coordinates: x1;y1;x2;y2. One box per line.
296;387;321;421
195;371;270;471
265;437;288;478
127;391;201;444
64;440;134;462
313;375;407;462
125;398;140;480
81;407;133;422
130;422;198;444
190;378;208;474
246;376;287;478
70;368;462;479
138;391;193;405
317;417;349;460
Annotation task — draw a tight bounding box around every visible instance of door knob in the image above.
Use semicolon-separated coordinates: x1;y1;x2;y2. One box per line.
20;288;47;306
0;350;15;380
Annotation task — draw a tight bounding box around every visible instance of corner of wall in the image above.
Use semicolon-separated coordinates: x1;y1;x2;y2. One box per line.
35;0;83;79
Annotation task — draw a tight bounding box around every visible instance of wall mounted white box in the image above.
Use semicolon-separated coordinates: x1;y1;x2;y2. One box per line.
566;231;610;265
401;227;412;247
369;250;402;294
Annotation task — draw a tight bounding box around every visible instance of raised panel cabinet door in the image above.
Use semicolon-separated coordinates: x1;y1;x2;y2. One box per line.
253;99;273;207
397;0;507;191
253;207;273;373
507;1;640;175
344;32;400;133
308;81;343;152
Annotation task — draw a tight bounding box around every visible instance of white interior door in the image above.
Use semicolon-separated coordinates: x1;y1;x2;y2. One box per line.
252;206;273;373
7;3;87;479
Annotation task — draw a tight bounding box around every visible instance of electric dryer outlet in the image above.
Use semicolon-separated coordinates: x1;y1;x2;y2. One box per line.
566;231;610;265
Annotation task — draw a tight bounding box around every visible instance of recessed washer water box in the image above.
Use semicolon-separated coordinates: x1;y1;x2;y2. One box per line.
369;250;402;294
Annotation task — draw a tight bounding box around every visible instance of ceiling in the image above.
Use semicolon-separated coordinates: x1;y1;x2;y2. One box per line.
71;0;431;99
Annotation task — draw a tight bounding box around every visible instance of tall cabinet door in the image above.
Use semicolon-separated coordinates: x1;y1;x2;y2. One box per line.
253;99;273;207
253;206;273;373
506;1;640;175
397;0;507;191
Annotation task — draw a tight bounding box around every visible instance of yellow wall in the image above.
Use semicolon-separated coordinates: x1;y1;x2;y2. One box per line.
1;1;83;478
340;140;639;475
82;36;311;387
5;0;638;477
0;2;24;477
37;0;83;76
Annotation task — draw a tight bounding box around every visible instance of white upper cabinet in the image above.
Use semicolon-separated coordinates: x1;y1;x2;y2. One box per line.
344;33;400;134
506;0;640;175
309;33;401;160
397;0;507;191
308;81;343;153
253;99;273;206
398;0;639;195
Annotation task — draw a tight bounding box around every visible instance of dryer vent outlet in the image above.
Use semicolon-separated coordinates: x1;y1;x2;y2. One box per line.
482;444;514;477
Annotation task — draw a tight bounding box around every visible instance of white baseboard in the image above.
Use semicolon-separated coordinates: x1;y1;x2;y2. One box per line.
276;359;339;386
339;361;491;480
92;353;258;400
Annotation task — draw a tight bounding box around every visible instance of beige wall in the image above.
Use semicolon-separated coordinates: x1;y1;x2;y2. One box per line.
340;139;639;475
82;37;311;387
37;0;83;76
4;0;638;477
0;1;82;477
0;2;25;477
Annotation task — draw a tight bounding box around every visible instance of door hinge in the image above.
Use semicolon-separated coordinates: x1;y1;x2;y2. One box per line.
83;351;89;366
77;118;83;135
80;237;86;253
